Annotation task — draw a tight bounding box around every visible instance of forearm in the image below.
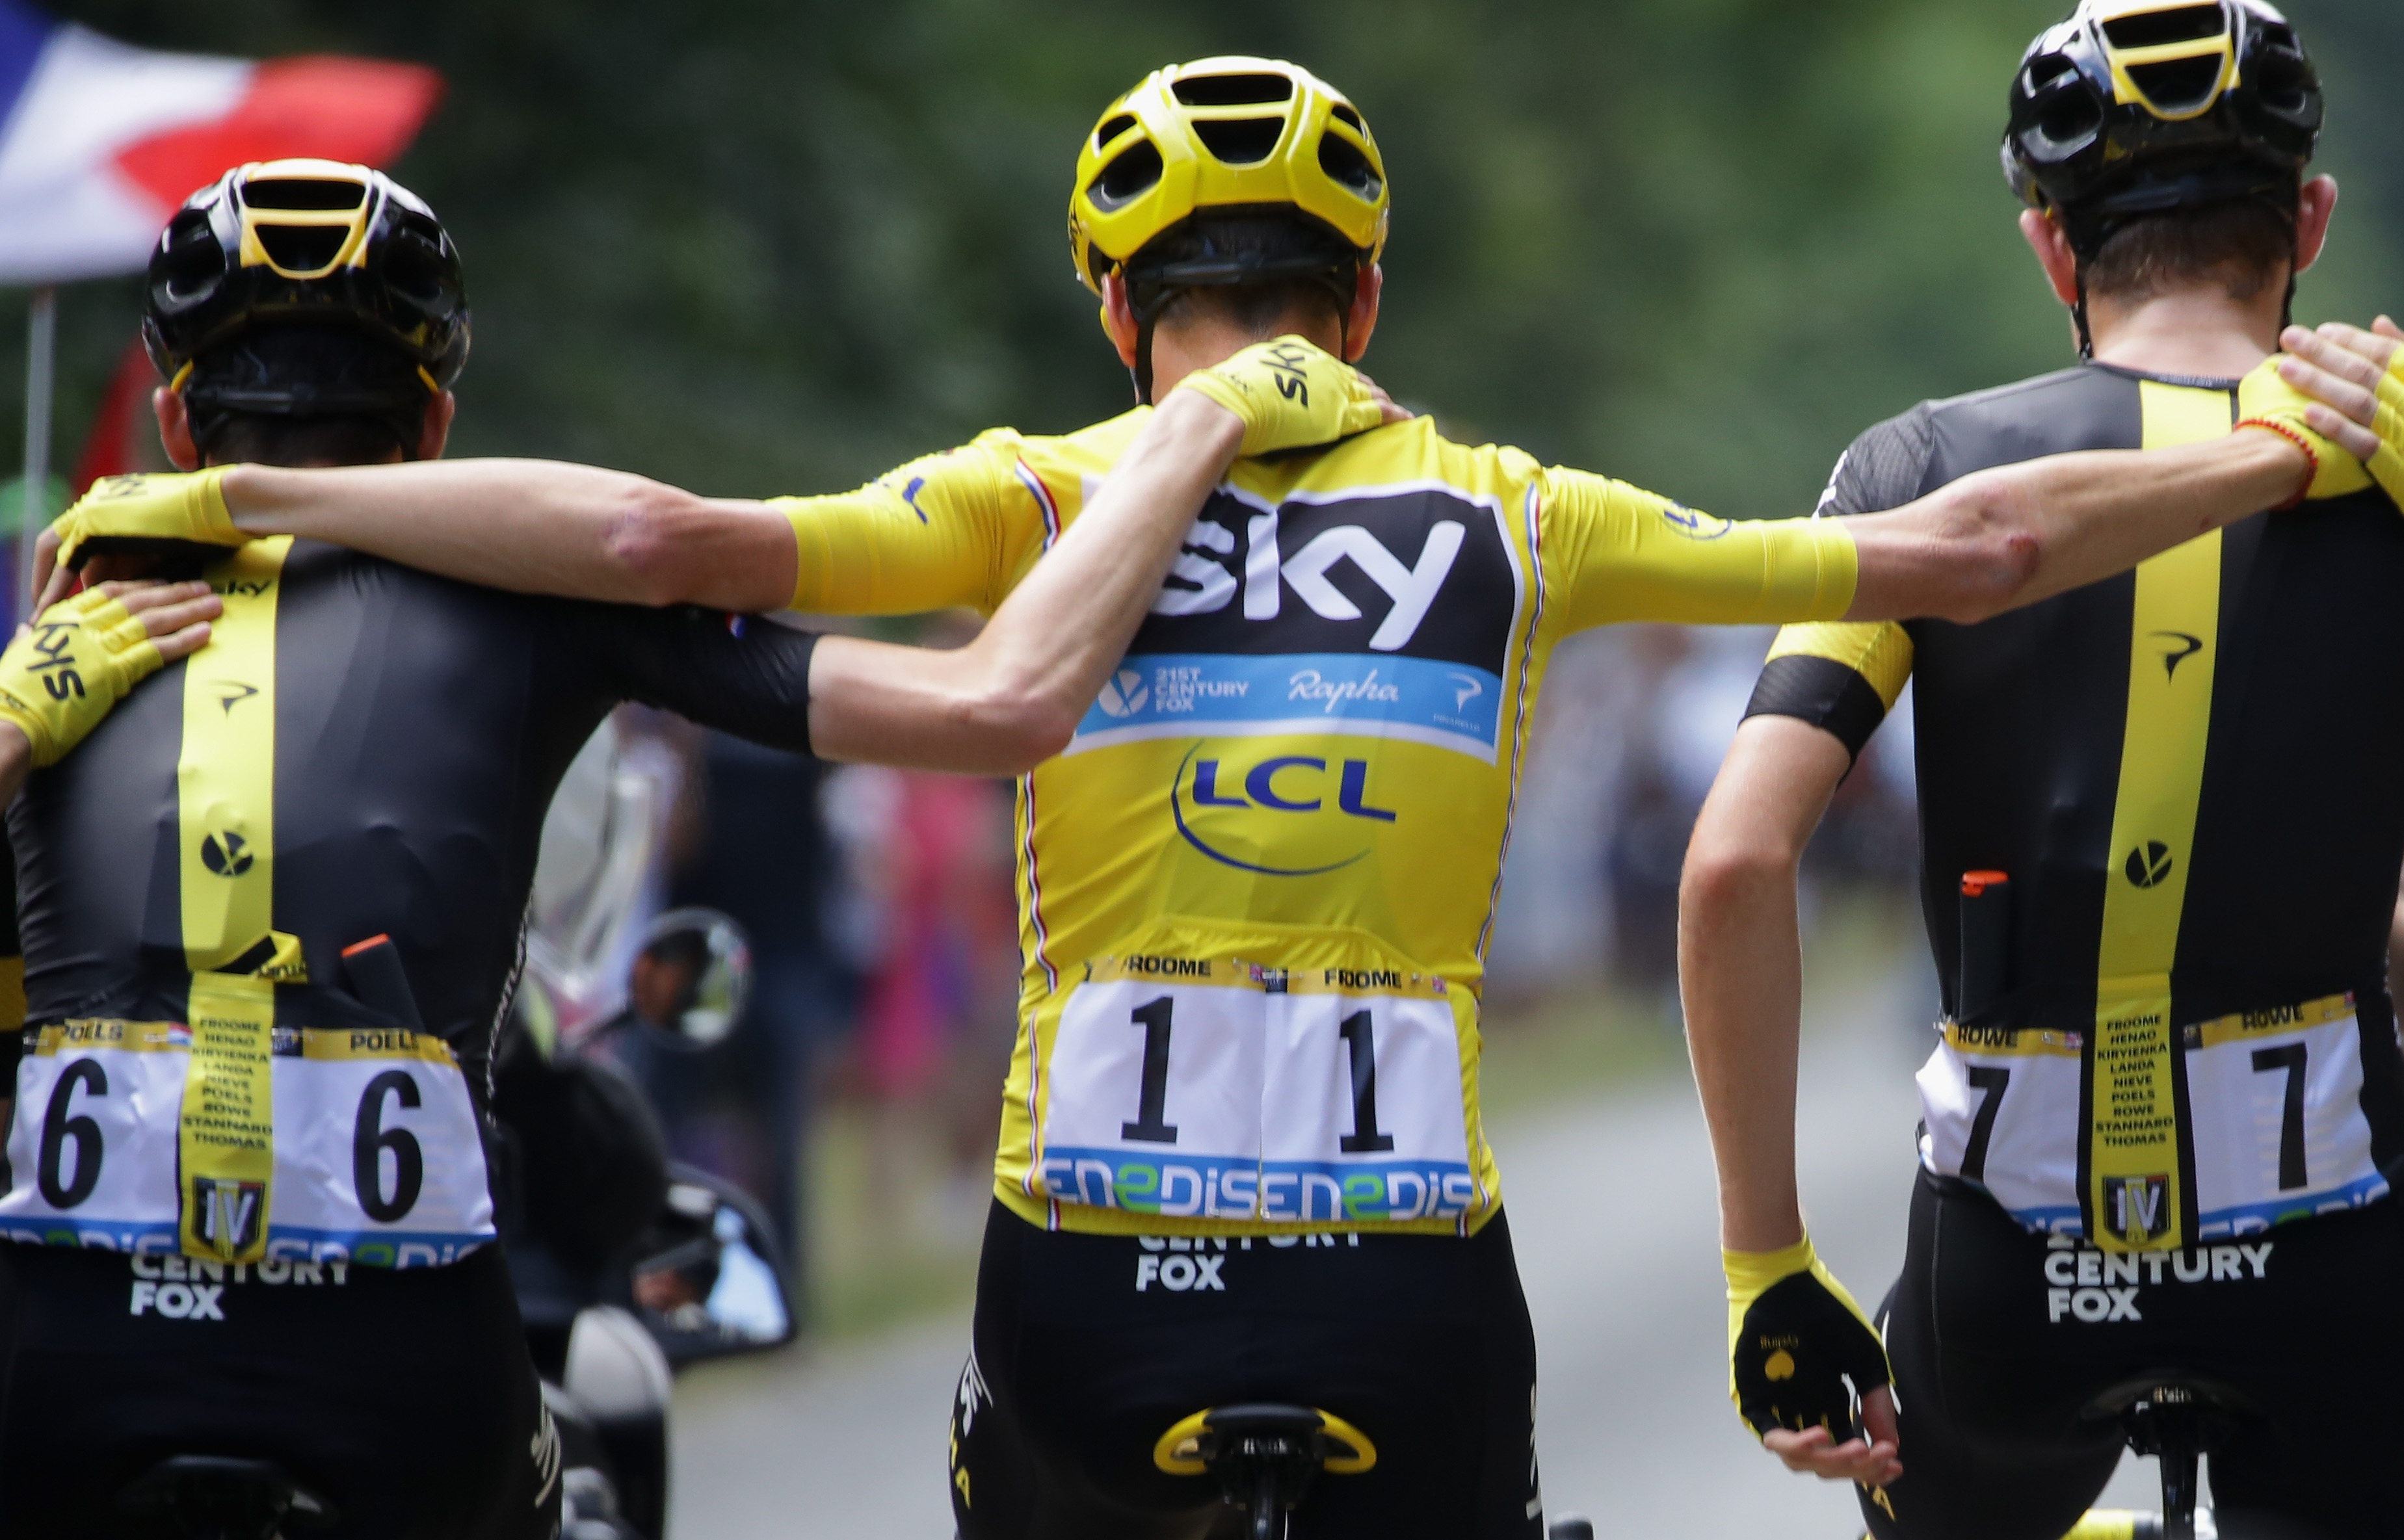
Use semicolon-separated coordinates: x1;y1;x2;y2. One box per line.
807;392;1243;772
1678;717;1849;1252
222;460;798;611
1844;432;2305;623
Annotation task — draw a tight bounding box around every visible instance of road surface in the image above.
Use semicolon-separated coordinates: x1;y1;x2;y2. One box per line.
668;955;2167;1536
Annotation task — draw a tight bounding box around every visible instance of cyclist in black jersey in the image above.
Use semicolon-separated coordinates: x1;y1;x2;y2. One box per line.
0;159;1395;1540
1682;5;2404;1536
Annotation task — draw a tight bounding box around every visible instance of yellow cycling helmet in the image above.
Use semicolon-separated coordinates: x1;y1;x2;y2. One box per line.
1068;57;1389;400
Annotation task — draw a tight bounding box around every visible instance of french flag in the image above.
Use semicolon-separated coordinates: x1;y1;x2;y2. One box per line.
0;0;440;284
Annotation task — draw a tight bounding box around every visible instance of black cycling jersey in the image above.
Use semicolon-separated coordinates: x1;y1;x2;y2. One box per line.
1758;363;2404;1042
1748;363;2404;1247
951;1201;1542;1540
2;542;816;1105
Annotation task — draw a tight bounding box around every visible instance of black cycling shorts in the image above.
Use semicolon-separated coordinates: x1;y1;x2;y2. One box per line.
0;1242;560;1540
949;1200;1542;1540
1863;1168;2404;1540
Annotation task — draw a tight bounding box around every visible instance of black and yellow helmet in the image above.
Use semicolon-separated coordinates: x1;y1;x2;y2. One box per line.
2003;0;2321;255
1069;59;1388;400
142;159;468;447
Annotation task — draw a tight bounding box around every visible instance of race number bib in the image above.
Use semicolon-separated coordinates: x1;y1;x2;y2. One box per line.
1034;956;1477;1225
1;1021;495;1267
1918;994;2388;1240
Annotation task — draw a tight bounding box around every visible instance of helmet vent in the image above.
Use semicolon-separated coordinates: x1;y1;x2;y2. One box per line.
1317;130;1382;201
2125;53;2225;111
256;224;350;274
1170;72;1294;107
1192;118;1284;166
243;178;368;213
2026;51;2078;90
1088;138;1165;213
1329;103;1364;133
2251;25;2311;113
1094;113;1137;152
2100;5;2226;51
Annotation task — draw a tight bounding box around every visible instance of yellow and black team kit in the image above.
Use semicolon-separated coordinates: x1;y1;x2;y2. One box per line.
0;541;817;1539
1746;363;2404;1539
769;408;1858;1537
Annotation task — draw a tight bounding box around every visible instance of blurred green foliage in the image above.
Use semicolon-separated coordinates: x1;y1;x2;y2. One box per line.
6;0;2399;515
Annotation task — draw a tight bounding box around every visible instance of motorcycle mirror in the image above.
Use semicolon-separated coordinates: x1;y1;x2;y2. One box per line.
629;1163;796;1365
627;907;751;1052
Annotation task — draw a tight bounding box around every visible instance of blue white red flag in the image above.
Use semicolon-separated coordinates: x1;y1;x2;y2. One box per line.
0;0;439;284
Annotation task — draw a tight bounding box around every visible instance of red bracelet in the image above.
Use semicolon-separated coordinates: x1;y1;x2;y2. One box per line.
2235;417;2319;510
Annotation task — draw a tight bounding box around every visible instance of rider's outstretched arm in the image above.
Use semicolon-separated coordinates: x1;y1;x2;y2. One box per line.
1843;427;2309;624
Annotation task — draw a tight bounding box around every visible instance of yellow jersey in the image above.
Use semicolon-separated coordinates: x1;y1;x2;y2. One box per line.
778;410;1856;1236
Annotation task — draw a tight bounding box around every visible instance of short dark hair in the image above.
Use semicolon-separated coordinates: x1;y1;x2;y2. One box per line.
2084;196;2297;304
203;413;414;467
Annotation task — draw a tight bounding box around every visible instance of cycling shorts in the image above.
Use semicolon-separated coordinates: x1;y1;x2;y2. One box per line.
0;1242;560;1540
949;1199;1542;1540
1862;1168;2404;1540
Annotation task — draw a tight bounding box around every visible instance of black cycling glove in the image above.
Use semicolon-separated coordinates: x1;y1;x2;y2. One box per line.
1724;1234;1891;1439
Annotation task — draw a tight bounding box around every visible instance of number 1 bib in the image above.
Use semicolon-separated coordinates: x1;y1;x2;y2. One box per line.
1029;949;1481;1231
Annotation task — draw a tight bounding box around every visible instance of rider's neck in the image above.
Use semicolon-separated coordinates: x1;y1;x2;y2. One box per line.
2085;274;2289;381
1147;309;1348;400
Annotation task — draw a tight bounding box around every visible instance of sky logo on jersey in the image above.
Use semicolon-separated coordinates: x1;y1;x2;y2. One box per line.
1070;482;1523;762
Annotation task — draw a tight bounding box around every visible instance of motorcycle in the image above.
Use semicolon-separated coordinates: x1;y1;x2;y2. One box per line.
497;722;799;1540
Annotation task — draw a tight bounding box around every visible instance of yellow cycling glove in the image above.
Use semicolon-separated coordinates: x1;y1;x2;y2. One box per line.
1725;1233;1891;1441
1172;335;1387;458
0;587;173;765
2235;358;2373;503
2353;342;2404;510
49;468;244;572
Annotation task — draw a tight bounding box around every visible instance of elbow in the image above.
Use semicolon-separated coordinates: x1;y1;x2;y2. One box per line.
602;481;706;607
1928;482;2042;625
1678;832;1803;932
952;685;1082;776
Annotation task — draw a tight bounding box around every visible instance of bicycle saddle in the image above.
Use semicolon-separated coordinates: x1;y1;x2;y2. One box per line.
116;1455;338;1540
1154;1403;1377;1540
2078;1376;2251;1540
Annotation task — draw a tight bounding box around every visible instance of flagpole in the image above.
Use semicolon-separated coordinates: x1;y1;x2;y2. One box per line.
20;285;57;623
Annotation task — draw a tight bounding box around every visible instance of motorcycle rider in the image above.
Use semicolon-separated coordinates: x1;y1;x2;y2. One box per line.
41;59;2390;1536
0;155;1399;1538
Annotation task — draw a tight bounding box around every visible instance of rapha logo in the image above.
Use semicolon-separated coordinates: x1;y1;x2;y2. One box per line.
190;1177;265;1257
1096;670;1149;718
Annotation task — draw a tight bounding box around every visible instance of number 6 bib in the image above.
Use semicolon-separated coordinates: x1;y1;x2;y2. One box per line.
1029;952;1481;1229
2;1020;495;1267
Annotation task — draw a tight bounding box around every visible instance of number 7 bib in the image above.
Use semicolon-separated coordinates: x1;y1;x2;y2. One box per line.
1031;953;1480;1228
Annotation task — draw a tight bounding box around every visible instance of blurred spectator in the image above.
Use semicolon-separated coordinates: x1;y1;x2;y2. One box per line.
821;761;1018;1241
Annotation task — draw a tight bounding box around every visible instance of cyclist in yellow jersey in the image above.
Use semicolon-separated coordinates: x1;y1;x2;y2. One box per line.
1682;5;2404;1536
46;55;2387;1540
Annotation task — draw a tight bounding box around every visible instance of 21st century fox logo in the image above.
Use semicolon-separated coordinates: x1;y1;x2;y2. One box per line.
1096;670;1149;718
